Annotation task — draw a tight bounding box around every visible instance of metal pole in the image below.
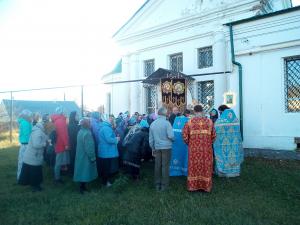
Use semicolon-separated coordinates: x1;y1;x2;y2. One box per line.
10;92;13;143
81;85;84;117
229;24;243;140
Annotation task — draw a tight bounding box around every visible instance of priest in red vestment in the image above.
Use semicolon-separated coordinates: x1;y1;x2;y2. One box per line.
182;105;216;192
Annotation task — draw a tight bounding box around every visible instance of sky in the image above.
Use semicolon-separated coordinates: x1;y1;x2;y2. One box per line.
294;0;300;6
0;0;146;110
0;0;299;111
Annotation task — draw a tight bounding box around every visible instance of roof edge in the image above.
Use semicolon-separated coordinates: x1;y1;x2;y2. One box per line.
112;0;150;38
224;5;300;26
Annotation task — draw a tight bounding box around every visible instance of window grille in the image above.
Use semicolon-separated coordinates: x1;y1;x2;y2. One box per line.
144;59;155;77
170;53;183;72
198;46;213;69
285;56;300;112
146;86;156;114
198;80;214;112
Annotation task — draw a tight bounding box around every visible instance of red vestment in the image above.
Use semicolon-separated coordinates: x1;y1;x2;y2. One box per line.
183;117;216;192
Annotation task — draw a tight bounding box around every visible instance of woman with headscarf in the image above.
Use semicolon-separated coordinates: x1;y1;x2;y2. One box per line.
18;122;48;191
32;112;41;126
122;120;150;180
97;114;119;187
51;106;69;184
68;111;80;175
209;108;219;124
17;109;33;181
43;113;56;168
214;109;244;177
73;118;97;194
90;111;101;149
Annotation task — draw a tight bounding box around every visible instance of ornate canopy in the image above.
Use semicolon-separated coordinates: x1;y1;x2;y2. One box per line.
142;68;194;85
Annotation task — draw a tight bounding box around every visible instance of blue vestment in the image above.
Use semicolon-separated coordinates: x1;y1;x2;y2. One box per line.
170;116;189;176
213;109;244;177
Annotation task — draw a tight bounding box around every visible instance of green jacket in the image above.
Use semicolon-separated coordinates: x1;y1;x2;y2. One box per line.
18;118;32;144
73;128;98;182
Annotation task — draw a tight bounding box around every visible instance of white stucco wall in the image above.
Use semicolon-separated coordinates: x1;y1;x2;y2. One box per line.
230;9;300;150
103;0;299;150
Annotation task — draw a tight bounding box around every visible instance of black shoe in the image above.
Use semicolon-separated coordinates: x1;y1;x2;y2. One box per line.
79;188;85;195
32;186;43;192
54;179;64;185
160;185;168;191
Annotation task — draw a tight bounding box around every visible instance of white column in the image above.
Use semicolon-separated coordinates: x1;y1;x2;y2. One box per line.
129;54;140;114
213;30;227;107
121;56;130;113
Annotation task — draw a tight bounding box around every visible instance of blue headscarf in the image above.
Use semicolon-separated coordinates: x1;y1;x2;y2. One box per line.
139;119;149;128
91;111;100;120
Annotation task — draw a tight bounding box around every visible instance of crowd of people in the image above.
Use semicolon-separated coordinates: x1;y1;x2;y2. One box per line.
16;104;243;194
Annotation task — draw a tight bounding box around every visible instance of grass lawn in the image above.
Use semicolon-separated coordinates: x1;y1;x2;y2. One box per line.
0;146;299;225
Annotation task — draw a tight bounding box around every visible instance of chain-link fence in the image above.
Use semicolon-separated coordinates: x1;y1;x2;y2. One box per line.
0;83;107;143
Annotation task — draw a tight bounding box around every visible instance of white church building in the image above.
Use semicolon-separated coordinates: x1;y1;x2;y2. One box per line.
102;0;300;151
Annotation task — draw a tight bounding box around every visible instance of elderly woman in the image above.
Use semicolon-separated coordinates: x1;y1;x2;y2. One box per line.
123;121;150;180
18;122;48;191
73;118;97;194
51;107;69;184
17;109;33;181
209;108;219;124
98;114;120;187
68;111;80;175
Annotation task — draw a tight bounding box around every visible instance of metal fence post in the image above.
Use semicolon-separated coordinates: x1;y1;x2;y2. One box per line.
10;91;13;143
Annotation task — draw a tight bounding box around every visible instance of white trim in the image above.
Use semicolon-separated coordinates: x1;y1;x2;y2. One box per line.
231;14;300;36
235;40;300;56
115;1;259;43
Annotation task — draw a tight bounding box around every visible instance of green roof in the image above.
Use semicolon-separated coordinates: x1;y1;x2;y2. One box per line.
106;59;122;75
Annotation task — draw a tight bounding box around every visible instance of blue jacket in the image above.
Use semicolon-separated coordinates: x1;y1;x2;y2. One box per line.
98;121;119;158
90;117;101;146
18;118;32;144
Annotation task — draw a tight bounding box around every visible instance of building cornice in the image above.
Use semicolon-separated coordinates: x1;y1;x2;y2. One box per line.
235;40;300;56
115;0;259;45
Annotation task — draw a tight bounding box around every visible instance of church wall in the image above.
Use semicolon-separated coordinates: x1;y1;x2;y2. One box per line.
105;0;299;150
232;9;300;150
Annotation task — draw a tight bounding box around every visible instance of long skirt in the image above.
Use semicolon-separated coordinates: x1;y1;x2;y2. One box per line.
123;152;141;177
97;157;119;183
18;163;43;187
17;144;27;180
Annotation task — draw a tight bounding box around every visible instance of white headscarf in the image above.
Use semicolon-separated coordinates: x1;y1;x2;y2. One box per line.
19;109;32;118
101;113;110;123
55;106;64;115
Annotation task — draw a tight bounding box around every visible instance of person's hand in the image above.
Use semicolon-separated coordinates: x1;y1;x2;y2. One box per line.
116;136;120;143
152;150;156;157
65;145;69;150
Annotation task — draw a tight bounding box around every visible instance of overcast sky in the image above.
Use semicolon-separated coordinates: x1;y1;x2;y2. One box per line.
0;0;146;109
0;0;299;110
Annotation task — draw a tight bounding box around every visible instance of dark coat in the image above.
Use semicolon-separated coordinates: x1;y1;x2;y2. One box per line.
68;111;80;172
123;128;151;167
68;112;79;153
